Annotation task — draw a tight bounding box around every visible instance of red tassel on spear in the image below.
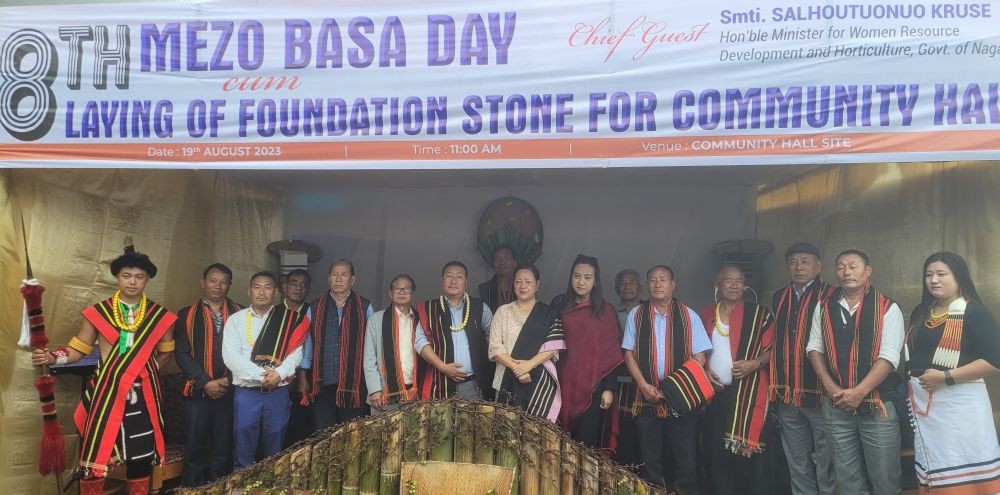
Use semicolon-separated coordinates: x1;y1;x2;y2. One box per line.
18;212;66;489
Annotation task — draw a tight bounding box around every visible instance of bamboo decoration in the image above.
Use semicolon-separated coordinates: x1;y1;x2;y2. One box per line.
453;402;474;463
343;426;362;495
274;454;290;489
311;437;330;490
580;452;599;495
600;465;616;495
380;414;402;495
401;403;424;463
185;399;660;494
428;402;454;462
496;409;521;495
560;440;580;495
257;459;276;487
290;445;312;489
520;421;541;495
328;429;346;495
541;428;561;495
474;404;495;465
358;422;381;495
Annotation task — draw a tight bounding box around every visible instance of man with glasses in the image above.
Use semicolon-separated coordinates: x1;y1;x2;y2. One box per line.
363;275;423;413
298;259;374;429
282;269;312;315
281;268;313;446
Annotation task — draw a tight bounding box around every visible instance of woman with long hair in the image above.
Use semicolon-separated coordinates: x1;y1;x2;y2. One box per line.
907;251;1000;494
552;255;624;450
489;263;566;420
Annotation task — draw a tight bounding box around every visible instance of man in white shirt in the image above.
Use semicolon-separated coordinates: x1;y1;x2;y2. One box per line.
222;271;309;469
806;250;903;495
363;274;423;413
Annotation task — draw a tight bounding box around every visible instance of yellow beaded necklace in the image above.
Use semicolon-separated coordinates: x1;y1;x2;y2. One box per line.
440;293;471;332
925;305;948;329
714;302;730;337
246;309;257;346
112;290;148;331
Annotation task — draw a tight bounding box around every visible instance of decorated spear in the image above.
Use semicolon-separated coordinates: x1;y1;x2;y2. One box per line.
17;212;66;491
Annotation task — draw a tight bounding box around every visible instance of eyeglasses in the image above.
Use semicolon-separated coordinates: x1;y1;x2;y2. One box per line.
390;287;412;294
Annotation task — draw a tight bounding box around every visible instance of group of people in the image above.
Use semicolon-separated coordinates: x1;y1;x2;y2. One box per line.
31;243;1000;495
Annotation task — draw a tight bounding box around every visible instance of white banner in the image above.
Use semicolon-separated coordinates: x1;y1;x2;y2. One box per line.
1;0;998;168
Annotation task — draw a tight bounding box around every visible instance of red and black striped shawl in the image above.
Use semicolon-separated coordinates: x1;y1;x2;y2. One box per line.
73;297;176;478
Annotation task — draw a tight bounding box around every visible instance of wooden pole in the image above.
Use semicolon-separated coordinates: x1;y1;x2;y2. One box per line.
560;440;580;495
520;421;541;495
428;402;454;462
474;404;496;465
453;402;474;463
359;418;382;495
311;438;330;490
343;426;361;495
379;413;402;495
540;427;561;495
496;409;521;495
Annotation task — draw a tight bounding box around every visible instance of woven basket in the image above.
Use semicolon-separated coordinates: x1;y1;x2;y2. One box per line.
400;461;515;495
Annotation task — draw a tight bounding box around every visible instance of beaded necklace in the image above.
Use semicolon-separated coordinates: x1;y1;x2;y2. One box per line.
439;293;471;332
113;290;148;355
714;302;730;337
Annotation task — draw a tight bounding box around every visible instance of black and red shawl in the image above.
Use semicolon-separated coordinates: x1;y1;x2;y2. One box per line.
819;284;894;416
557;301;623;450
770;279;835;407
177;298;241;396
74;297;176;478
415;297;489;399
308;292;370;408
250;304;310;368
622;299;692;418
377;308;419;405
701;301;774;456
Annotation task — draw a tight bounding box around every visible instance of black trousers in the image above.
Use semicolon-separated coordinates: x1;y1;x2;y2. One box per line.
284;384;314;448
181;393;233;486
568;387;605;449
705;385;771;495
312;383;367;431
635;411;700;495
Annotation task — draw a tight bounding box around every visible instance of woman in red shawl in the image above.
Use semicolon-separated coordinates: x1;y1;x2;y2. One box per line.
553;255;625;450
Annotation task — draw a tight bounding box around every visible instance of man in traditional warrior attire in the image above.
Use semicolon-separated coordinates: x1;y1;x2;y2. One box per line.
32;249;177;495
173;263;240;486
222;271;309;469
769;243;836;495
478;245;517;312
363;274;423;413
807;250;904;495
298;259;374;429
621;265;712;495
701;265;774;495
416;261;494;401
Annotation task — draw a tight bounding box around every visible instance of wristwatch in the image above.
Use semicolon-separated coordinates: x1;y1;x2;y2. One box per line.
944;370;955;386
